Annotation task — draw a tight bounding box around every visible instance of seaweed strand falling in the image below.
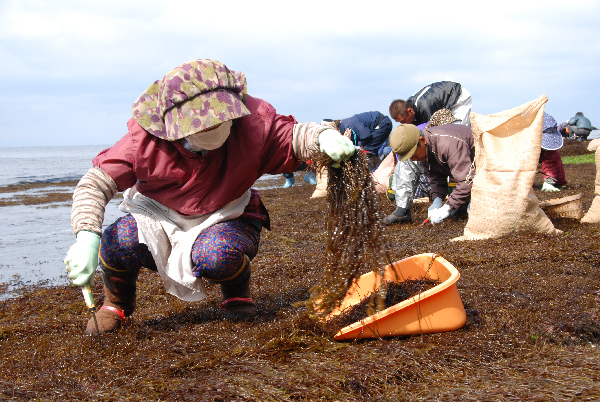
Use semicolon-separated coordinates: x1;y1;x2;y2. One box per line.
306;150;393;320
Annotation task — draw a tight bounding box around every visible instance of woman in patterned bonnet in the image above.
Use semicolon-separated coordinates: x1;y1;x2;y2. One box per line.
64;59;355;333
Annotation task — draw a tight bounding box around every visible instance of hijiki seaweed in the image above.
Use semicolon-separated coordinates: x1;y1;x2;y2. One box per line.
304;150;393;320
327;278;441;329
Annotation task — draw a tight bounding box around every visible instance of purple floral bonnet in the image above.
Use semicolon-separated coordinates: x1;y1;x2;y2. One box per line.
132;59;251;141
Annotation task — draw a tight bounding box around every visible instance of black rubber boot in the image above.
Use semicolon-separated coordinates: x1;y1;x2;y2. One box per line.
217;255;256;321
383;207;412;225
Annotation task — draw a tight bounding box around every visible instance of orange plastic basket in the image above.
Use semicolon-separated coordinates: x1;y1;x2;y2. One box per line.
327;253;466;341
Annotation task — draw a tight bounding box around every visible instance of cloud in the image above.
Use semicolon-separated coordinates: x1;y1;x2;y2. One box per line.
0;0;599;146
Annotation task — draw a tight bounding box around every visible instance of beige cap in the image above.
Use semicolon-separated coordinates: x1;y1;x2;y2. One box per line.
389;124;421;161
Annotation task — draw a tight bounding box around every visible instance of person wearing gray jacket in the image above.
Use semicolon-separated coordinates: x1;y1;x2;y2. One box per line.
566;112;593;141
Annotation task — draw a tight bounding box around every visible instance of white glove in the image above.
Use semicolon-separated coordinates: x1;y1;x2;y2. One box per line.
64;231;100;287
427;197;444;217
318;129;355;168
541;182;560;192
430;204;451;224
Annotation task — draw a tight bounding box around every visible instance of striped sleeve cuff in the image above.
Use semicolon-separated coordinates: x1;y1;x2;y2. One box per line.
71;167;118;236
292;122;332;160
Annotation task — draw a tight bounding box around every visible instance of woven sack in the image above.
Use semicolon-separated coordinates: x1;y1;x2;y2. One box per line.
453;94;561;241
581;147;600;223
311;168;328;199
371;152;397;194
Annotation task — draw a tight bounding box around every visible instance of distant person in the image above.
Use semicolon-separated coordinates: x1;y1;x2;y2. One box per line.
389;81;472;127
387;121;475;225
63;59;355;334
539;113;567;191
564;112;593;141
323;111;393;171
282;161;316;188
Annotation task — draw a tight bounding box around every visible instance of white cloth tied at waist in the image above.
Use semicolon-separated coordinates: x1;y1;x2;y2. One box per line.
119;187;251;302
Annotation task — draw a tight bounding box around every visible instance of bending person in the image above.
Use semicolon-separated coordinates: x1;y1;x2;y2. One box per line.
389;81;472;127
326;111;393;170
388;121;475;225
540;113;567;191
64;59;355;334
566;112;594;141
384;109;457;225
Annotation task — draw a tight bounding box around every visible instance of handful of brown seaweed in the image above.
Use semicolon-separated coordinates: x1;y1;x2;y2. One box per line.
305;150;393;320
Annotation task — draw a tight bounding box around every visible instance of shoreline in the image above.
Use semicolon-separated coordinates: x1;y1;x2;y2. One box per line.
0;173;291;301
0;175;284;207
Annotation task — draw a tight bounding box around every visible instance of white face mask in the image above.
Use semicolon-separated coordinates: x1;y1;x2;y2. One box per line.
184;120;233;151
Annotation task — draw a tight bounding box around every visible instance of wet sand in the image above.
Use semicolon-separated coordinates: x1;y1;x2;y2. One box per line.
0;141;599;400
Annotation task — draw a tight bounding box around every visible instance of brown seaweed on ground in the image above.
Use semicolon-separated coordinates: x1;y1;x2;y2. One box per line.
304;151;393;320
0;139;599;400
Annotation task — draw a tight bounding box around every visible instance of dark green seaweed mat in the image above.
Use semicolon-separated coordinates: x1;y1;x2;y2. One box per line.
1;140;599;400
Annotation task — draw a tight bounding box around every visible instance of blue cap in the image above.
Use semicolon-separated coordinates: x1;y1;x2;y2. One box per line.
542;113;564;151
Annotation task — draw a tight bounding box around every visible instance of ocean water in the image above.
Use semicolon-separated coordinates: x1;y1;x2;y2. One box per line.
0;145;114;187
0;145;281;300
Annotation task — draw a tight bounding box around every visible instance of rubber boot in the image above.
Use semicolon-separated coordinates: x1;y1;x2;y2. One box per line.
283;176;295;188
85;262;137;334
383;207;412;225
85;284;136;334
218;255;256;321
304;171;317;185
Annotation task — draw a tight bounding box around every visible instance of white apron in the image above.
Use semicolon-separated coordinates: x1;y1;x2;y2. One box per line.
119;187;251;301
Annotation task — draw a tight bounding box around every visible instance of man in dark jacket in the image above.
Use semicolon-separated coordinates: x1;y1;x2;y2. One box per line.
389;81;472;127
325;111;393;171
332;111;393;156
388;123;475;224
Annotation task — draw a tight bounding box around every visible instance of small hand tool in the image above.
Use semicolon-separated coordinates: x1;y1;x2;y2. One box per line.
81;284;102;347
418;218;430;228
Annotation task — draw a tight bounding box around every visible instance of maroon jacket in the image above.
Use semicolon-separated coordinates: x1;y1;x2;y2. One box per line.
93;95;300;228
422;124;475;211
539;149;567;186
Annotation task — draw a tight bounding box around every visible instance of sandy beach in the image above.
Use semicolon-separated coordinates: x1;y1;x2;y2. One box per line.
0;140;599;400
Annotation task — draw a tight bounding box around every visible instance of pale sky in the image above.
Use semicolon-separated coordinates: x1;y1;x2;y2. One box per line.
0;0;598;147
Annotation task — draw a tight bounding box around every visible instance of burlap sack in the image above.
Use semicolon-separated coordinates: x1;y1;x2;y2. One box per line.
453;94;561;241
581;147;600;223
371;152;396;194
588;138;600;152
311;168;328;198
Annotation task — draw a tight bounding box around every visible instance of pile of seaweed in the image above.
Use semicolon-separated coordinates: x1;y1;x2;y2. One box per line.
1;139;599;400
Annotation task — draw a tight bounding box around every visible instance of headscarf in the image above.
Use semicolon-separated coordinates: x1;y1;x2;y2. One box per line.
132;59;251;141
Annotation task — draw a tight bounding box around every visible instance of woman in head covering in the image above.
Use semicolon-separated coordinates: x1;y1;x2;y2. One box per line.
64;59;354;333
540;113;567;191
